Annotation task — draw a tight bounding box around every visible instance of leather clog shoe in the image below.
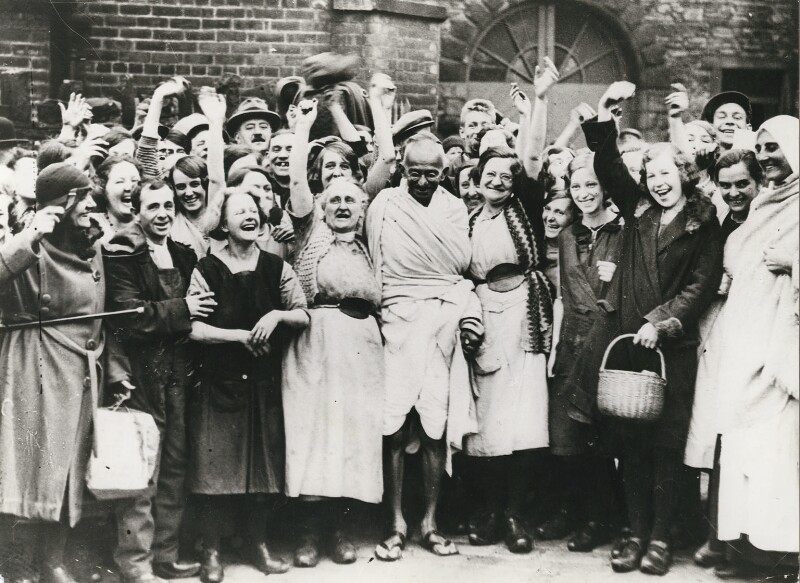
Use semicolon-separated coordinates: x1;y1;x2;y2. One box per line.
294;534;320;568
153;560;201;579
199;549;224;583
330;531;357;565
568;521;609;553
610;537;645;573
534;510;573;541
639;540;672;576
252;542;290;575
692;541;725;568
504;516;533;554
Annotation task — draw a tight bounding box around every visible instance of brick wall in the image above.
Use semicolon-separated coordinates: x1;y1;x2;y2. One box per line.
74;0;333;105
0;0;447;117
0;10;49;121
0;0;795;137
331;11;441;112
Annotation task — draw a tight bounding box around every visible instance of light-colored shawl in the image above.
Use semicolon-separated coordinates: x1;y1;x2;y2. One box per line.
716;115;799;430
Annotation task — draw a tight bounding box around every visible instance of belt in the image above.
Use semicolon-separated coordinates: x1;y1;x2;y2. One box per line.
473;263;528;293
314;296;376;320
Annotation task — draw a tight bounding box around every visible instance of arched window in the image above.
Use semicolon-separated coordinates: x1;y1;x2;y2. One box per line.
465;2;630;85
440;1;637;141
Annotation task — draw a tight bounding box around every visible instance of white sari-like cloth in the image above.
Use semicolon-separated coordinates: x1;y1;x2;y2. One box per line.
366;185;481;472
717;115;799;552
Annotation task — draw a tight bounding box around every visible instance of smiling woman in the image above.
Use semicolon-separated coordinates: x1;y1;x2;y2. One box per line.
463;146;552;554
94;154;142;239
567;82;723;576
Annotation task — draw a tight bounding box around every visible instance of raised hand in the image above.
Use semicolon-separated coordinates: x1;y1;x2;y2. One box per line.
323;87;344;110
67;136;108;170
295;99;318;131
197;89;227;123
598;81;636;113
510;82;532;117
59;93;93;128
185;291;217;319
533;56;560;99
23;206;65;244
570;102;597;125
665;83;689;118
369;73;397;111
286;104;298;131
134;98;151;127
154;76;189;100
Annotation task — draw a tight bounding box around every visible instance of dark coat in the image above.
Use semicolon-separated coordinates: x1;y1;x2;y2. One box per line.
566;119;723;451
102;223;197;424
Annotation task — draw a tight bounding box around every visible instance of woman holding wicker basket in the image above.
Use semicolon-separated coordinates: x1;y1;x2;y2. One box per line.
564;81;722;576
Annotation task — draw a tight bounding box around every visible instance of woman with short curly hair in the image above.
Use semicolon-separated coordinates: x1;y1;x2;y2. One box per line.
567;82;723;576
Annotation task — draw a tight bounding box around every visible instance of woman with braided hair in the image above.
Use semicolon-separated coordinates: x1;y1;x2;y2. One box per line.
463;146;552;554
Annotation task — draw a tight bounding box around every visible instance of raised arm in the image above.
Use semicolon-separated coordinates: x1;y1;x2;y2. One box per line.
510;83;533;163
137;79;187;178
288;99;318;218
665;83;691;157
326;88;361;143
583;81;641;219
57;93;92;144
196;90;227;234
363;73;397;199
0;208;63;286
520;57;560;178
553;102;596;150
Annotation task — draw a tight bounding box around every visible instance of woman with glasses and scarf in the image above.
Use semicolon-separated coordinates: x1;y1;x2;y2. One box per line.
463;146;552;555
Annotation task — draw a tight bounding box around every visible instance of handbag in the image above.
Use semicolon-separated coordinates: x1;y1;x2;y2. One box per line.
86;397;160;500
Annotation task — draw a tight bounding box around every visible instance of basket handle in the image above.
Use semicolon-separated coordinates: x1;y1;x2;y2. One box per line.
599;333;667;381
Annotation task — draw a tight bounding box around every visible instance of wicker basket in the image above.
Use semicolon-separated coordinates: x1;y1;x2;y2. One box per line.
597;334;666;421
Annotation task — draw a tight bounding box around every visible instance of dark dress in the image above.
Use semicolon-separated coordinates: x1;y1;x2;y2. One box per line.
187;250;304;494
550;217;623;455
567;119;723;451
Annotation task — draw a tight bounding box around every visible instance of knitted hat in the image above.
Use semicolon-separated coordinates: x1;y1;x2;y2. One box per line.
442;135;464;153
35;162;91;207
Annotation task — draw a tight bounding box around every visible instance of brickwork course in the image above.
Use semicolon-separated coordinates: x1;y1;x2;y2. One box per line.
0;0;796;140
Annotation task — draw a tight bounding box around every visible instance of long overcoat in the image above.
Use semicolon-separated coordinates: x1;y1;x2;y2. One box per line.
566;120;723;451
0;235;129;525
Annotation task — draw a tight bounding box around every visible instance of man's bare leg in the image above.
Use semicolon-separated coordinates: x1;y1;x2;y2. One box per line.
375;427;408;560
420;430;458;556
385;427;407;535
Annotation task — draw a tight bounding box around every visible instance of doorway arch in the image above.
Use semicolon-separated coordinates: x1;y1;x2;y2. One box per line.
439;0;641;142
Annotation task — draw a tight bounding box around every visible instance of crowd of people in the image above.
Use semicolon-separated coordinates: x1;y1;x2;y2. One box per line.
0;50;797;583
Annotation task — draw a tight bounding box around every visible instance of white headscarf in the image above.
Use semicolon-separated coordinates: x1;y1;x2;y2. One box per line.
757;115;799;176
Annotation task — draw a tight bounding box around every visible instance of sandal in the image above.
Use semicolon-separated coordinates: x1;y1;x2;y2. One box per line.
421;530;458;557
375;531;406;562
